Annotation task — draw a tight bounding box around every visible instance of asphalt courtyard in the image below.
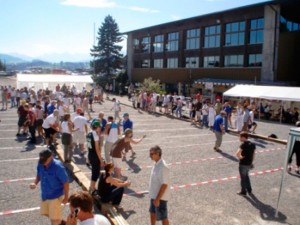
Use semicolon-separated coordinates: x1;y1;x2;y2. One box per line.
0;77;300;225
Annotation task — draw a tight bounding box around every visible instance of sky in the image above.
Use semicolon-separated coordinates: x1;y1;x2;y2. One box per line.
0;0;267;62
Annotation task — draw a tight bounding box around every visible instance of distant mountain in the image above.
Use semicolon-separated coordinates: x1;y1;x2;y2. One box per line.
0;54;28;64
36;52;92;63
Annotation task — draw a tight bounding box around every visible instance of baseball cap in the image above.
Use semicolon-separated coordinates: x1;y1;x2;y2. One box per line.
76;108;82;113
39;149;52;164
91;119;101;128
123;113;129;117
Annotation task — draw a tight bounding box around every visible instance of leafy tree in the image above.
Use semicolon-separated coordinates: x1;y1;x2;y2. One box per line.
138;77;165;94
90;15;124;77
0;60;6;71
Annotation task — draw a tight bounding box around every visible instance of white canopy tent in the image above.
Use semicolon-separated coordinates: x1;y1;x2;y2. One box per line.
17;74;94;92
223;85;300;102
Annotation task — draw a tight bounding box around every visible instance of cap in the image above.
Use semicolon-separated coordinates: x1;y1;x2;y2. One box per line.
124;128;133;135
123;113;129;117
76;108;82;113
91;119;101;128
39;149;52;164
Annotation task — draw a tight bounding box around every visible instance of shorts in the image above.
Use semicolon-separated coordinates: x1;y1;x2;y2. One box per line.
40;195;64;221
112;157;122;169
73;130;85;144
248;122;257;129
36;119;43;127
18;116;27;127
149;199;168;221
43;127;57;138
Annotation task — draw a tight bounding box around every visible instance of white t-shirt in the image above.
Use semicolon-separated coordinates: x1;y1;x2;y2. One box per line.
42;114;57;129
149;159;170;201
73;116;88;132
71;112;80;122
81;214;110;225
61;121;70;134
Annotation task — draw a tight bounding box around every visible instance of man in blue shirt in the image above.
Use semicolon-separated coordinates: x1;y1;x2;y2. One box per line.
213;111;226;153
30;149;69;225
47;100;57;115
122;113;135;158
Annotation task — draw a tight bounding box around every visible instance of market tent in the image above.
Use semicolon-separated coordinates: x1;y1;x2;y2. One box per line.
17;74;94;91
223;85;300;102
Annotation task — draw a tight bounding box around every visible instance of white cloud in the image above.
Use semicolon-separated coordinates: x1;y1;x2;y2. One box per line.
127;6;159;13
171;15;181;20
60;0;116;8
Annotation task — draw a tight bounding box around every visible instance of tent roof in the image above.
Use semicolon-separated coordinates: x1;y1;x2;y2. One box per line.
223;85;300;102
17;74;93;83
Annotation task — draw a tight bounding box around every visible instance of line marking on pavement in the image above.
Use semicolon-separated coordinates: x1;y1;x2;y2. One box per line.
0;203;69;216
0;167;283;216
0;147;284;184
123;167;284;197
0;157;38;162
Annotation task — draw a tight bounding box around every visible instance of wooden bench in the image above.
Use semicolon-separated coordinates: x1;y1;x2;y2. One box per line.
56;145;129;225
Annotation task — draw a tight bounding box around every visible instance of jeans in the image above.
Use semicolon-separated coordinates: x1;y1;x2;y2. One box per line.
239;165;252;193
201;115;208;127
175;106;182;118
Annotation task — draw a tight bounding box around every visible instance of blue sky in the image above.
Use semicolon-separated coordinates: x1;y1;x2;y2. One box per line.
0;0;267;61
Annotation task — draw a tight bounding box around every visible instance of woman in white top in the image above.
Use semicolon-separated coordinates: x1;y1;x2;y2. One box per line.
208;102;216;129
60;113;77;163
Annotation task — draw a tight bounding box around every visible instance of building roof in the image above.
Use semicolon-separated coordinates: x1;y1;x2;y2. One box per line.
123;1;273;34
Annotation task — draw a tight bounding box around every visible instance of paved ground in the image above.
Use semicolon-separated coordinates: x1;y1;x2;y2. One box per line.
1;77;300;225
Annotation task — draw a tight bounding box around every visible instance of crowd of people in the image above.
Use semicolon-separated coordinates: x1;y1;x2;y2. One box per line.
2;82;300;225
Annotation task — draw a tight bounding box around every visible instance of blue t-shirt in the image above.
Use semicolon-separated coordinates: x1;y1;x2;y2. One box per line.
213;114;224;132
100;118;107;132
37;158;68;201
47;104;56;115
123;119;133;132
223;105;232;115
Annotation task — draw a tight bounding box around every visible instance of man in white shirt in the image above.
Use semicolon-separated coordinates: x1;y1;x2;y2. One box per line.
149;145;170;225
42;109;59;145
65;190;110;225
111;98;121;122
73;112;89;155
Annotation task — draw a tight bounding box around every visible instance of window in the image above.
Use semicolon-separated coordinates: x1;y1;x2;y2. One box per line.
142;59;150;68
249;18;264;44
154;59;163;68
203;56;220;68
142;36;151;53
186;29;200;50
185;57;199;68
280;16;300;32
204;25;220;48
153;35;164;53
167;32;179;51
248;54;262;67
225;21;245;46
167;58;178;68
224;55;244;67
133;38;139;49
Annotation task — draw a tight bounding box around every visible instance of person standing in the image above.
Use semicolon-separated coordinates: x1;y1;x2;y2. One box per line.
110;128;145;179
122;112;135;158
60;113;77;163
104;116;121;164
86;120;104;194
149;145;170;225
111;98;121;122
29;149;69;225
236;102;244;132
236;132;256;196
42;109;59;146
73;112;89;155
64;190;110;225
213;111;226;152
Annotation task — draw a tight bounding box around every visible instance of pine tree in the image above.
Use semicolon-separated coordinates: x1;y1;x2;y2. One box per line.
91;15;123;77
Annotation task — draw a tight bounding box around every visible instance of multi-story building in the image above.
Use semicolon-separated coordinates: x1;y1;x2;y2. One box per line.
124;0;300;96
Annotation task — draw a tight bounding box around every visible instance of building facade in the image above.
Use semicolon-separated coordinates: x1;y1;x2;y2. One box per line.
124;0;300;96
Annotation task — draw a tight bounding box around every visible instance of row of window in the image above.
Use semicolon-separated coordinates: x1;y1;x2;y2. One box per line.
134;18;264;53
140;54;262;68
